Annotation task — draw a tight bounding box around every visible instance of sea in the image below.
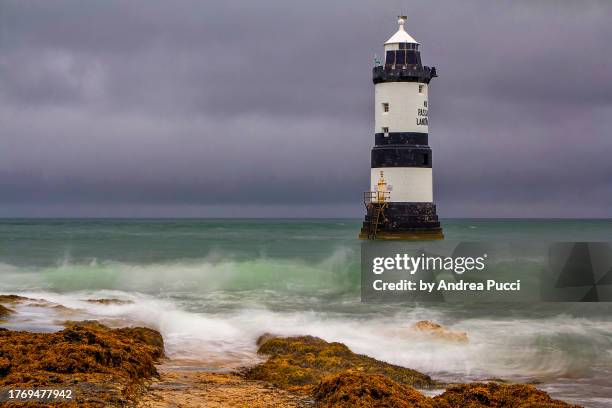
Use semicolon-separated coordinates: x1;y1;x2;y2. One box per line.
1;219;611;407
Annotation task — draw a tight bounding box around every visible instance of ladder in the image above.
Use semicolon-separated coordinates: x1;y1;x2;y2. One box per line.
368;202;388;239
362;191;390;240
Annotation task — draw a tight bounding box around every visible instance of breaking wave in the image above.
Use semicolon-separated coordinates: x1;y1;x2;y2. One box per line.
0;247;360;295
3;289;612;384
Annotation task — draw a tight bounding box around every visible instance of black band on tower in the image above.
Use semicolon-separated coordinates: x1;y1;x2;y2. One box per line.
373;66;437;85
382;203;441;229
371;146;432;168
375;132;428;146
361;203;442;234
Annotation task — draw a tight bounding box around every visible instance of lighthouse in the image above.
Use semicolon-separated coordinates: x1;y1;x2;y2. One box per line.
359;16;443;240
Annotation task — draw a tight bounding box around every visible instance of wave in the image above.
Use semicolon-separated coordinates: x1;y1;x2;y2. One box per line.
3;290;612;383
0;247;360;295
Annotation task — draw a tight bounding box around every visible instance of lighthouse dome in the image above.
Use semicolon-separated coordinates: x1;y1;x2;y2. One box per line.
385;16;418;45
381;16;423;68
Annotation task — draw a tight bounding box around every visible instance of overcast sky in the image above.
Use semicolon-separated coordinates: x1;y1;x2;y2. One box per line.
1;0;611;218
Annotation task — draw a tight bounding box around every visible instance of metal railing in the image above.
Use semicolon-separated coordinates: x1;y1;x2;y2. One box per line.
363;191;391;206
372;65;437;82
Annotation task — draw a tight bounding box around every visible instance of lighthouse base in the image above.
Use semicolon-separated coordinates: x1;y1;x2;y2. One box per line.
359;202;444;240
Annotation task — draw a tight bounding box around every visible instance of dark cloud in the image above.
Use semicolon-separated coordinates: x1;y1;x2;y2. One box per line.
0;0;611;217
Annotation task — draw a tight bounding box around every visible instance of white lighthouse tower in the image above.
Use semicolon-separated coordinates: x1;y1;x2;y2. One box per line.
360;16;443;240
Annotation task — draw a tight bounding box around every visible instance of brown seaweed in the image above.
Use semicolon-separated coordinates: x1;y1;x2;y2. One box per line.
0;321;164;407
244;335;437;391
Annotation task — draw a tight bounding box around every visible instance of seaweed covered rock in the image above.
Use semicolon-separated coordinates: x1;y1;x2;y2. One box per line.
313;376;581;408
244;335;437;391
433;382;581;408
116;327;165;359
0;294;27;318
0;294;29;304
85;298;134;305
245;335;579;407
0;304;13;318
0;322;164;407
64;320;111;331
314;372;434;408
0;294;78;315
410;320;468;343
256;332;278;347
64;321;164;359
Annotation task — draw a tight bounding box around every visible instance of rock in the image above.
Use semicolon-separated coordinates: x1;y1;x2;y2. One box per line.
85;298;134;305
411;320;468;343
433;382;581;407
244;335;438;392
256;332;279;347
0;304;13;318
313;372;434;408
64;320;165;359
244;335;580;407
64;319;111;331
1;295;78;314
115;327;165;359
0;321;165;406
0;294;30;304
314;376;581;408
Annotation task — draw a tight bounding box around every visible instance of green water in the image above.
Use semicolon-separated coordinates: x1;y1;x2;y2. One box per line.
2;218;612;265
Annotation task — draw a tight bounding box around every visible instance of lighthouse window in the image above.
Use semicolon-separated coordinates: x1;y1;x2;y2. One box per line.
382;127;389;134
406;51;418;65
382;103;389;113
385;51;395;65
400;43;417;50
418;85;425;94
395;50;406;65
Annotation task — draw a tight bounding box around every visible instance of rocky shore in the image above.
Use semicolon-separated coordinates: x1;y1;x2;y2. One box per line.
244;334;438;391
243;334;579;408
0;322;163;406
0;295;581;407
